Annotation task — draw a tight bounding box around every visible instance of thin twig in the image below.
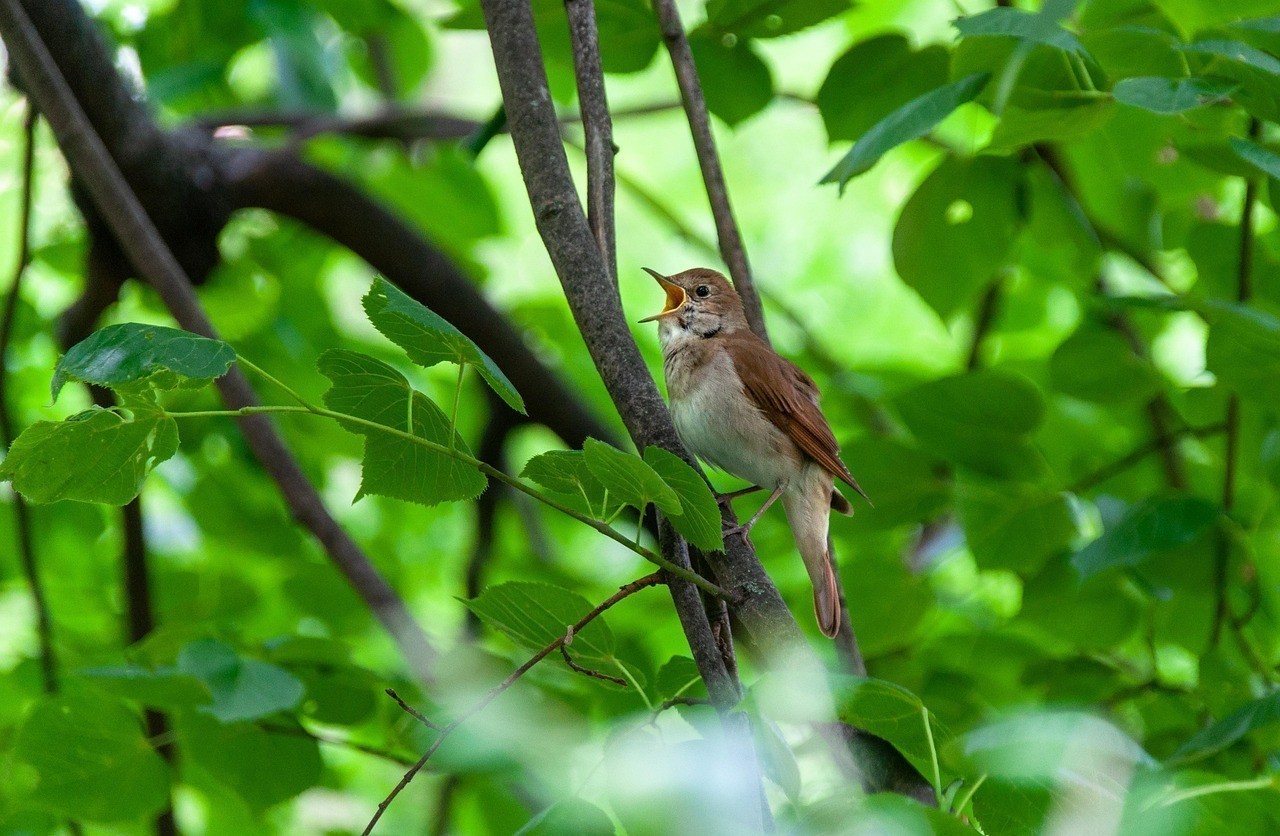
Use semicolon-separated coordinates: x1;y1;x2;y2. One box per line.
0;0;439;684
259;721;416;766
564;0;617;281
1213;117;1261;645
386;688;441;731
649;0;767;341
1069;423;1227;494
560;644;629;686
362;573;663;835
0;105;58;694
967;278;1003;370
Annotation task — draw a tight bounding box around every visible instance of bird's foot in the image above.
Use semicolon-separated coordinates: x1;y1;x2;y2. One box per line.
716;485;762;512
721;521;754;547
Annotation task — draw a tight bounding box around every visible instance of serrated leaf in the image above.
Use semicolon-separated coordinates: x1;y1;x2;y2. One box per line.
177;639;305;724
1173;691;1280;762
318;349;486;506
51;323;236;400
521;449;622;520
362;277;525;414
643;447;723;551
1180;40;1280;78
832;675;943;779
465;582;615;665
0;406;179;505
15;693;171;822
817;35;951;144
820;73;990;188
1113;76;1237;114
1071;496;1219;580
584;439;680;515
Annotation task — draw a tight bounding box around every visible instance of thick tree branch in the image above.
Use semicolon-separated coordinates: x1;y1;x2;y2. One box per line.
0;104;58;694
564;0;617;282
0;0;438;683
650;0;767;341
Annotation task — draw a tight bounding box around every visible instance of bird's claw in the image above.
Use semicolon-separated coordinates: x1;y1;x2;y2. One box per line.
721;521;753;546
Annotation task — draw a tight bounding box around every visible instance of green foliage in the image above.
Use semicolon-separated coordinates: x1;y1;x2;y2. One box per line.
465;582;621;675
318;348;488;505
177;639;306;724
583;438;680;516
642;446;724;551
50;323;236;399
1071;496;1219;579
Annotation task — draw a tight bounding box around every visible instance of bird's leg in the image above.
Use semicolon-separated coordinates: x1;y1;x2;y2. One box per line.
722;483;785;544
716;484;762;512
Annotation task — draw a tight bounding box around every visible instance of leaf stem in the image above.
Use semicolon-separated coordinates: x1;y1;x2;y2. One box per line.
952;773;987;818
1153;775;1275;809
921;705;944;808
449;363;465;449
237;357;311;408
167;402;726;598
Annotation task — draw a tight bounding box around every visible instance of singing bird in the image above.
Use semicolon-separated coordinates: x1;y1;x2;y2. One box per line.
640;267;868;637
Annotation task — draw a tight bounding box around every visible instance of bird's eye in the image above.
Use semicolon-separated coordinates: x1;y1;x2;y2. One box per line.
695;285;710;298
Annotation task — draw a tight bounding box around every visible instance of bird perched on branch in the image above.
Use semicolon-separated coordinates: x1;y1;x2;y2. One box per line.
640;267;868;637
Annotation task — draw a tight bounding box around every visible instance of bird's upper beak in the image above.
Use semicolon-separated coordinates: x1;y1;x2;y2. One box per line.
639;268;686;323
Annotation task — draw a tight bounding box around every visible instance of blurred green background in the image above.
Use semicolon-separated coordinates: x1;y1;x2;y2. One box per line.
4;0;1280;832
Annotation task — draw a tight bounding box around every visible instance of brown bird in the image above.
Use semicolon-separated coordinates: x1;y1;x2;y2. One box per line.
640;267;868;637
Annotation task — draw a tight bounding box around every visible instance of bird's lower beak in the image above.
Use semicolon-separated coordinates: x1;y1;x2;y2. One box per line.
639;268;686;323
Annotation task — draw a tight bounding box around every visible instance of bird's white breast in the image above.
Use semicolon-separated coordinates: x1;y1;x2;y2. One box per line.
662;336;798;490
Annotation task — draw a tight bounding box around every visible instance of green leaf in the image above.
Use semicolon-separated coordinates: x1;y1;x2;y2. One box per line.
177;639;306;723
1049;327;1163;404
318;349;487;506
521;449;622;520
1071;497;1219;580
517;798;616;836
81;664;212;710
51;323;236;399
753;713;801;800
1113;76;1238;114
891;155;1024;318
1180;39;1280;79
832;675;943;779
1232;136;1280;179
816;35;951;144
0;406;179;505
584;439;680;516
643;446;724;551
1203;300;1280;404
465;582;615;665
951;710;1150;782
703;0;852;39
956;480;1078;572
656;656;705;700
989;100;1115;152
1174;691;1280;761
15;693;170;822
363;276;526;414
953;7;1085;53
687;31;773;126
895;370;1045;479
178;711;322;812
820;73;989;188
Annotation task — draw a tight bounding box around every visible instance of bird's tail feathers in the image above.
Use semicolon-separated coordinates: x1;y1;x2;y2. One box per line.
784;472;843;639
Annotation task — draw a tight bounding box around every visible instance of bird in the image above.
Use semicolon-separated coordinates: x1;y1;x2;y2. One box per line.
639;266;868;638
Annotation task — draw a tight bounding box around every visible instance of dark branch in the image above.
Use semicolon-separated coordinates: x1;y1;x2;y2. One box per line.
0;103;58;694
363;573;664;835
967;278;1003;371
650;0;767;341
385;688;441;731
1069;422;1226;494
0;0;439;683
564;0;617;281
560;644;628;686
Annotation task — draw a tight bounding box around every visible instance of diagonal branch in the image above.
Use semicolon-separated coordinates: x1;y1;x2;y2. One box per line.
650;0;767;341
0;0;438;683
363;573;664;834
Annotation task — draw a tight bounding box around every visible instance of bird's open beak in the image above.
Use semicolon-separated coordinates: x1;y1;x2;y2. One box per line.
639;268;686;323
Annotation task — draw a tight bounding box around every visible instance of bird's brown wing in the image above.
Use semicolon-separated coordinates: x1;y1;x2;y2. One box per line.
724;333;869;502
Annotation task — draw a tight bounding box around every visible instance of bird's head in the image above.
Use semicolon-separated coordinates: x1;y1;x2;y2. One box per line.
639;267;747;341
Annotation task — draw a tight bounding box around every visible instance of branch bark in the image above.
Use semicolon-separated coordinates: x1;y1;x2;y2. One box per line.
564;0;616;282
0;0;438;683
650;0;767;341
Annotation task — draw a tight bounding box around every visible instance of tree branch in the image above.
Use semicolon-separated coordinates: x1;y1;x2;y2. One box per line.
0;103;58;694
363;573;664;835
0;0;439;684
564;0;617;282
650;0;767;341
